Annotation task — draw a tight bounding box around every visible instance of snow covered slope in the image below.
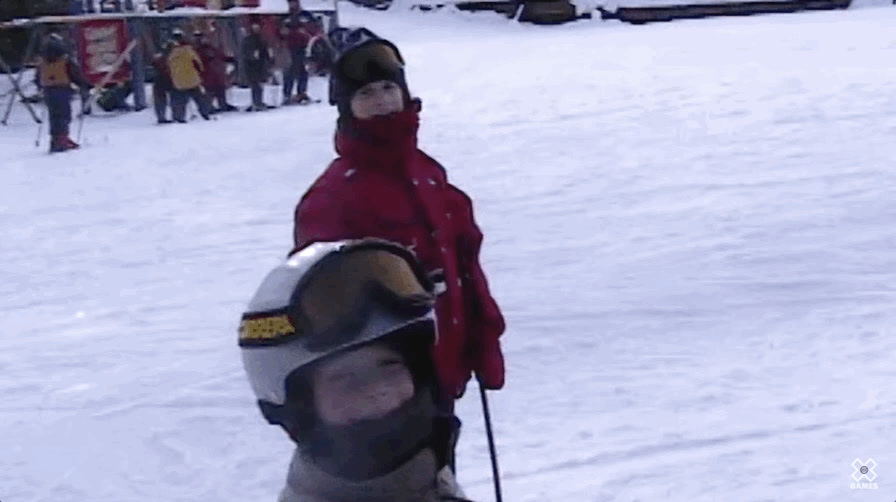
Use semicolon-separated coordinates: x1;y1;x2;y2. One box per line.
2;5;896;502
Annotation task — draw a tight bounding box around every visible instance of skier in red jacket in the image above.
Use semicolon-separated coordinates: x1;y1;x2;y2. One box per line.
292;29;505;415
194;31;237;112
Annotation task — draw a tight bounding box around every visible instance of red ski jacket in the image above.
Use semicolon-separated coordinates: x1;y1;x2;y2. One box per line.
283;26;312;54
195;42;230;89
292;104;505;399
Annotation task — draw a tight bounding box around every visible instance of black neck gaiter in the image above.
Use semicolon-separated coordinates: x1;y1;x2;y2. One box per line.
302;388;437;481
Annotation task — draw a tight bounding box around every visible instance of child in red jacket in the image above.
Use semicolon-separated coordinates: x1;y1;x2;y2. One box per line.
292;29;505;424
194;31;236;112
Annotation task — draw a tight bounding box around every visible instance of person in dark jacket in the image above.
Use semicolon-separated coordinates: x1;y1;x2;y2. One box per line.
151;41;175;124
194;31;236;112
35;33;91;153
240;239;474;502
242;20;273;111
291;30;506;459
286;0;303;24
306;16;335;77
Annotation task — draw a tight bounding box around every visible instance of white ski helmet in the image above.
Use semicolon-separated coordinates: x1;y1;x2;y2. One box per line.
238;238;437;427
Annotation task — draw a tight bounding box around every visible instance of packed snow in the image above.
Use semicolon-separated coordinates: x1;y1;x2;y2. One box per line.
2;4;896;501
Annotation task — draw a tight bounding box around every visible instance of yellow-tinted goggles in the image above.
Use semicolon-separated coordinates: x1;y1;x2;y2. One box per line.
239;244;433;349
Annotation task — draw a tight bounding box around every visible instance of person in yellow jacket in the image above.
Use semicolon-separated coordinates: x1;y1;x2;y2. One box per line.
165;29;211;123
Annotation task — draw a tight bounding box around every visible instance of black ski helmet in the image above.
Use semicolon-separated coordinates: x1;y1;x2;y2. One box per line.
42;33;67;61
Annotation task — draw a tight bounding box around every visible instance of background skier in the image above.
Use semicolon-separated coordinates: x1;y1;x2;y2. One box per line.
194;30;237;113
242;19;273;111
306;17;335;77
34;33;91;152
291;29;506;463
151;41;175;124
240;239;474;502
165;29;211;122
280;17;312;105
286;0;303;25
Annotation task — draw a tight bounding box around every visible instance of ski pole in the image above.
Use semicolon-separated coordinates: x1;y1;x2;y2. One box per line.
34;104;45;148
477;377;503;502
76;92;89;143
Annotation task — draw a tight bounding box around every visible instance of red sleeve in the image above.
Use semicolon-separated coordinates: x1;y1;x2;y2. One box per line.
294;189;343;251
292;169;366;253
455;189;506;389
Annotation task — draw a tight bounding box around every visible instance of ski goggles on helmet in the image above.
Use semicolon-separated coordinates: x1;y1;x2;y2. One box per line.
338;41;404;84
238;240;435;351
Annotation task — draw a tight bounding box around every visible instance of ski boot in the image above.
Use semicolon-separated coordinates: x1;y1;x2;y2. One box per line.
248;103;272;112
60;135;80;150
49;135;77;153
49;136;67;153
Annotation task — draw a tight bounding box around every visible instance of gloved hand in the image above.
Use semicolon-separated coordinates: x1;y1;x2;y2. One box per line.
473;336;505;390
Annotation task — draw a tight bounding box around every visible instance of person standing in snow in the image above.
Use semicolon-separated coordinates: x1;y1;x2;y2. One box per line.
194;30;237;113
291;29;506;464
240;239;474;502
151;41;175;124
165;29;211;123
279;16;312;105
286;0;302;24
242;19;273;111
34;33;91;153
306;16;335;77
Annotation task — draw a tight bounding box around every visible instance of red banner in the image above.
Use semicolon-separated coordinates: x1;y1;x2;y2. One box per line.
76;19;132;86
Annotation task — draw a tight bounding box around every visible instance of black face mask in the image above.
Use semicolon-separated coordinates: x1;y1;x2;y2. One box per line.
302;387;436;481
